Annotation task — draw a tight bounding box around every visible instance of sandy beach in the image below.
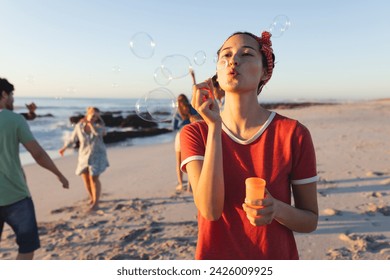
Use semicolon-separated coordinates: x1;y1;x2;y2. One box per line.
1;99;390;260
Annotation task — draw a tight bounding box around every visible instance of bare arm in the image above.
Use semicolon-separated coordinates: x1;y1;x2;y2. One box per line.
186;82;224;221
59;125;78;156
277;182;318;232
21;103;37;120
23;140;69;189
186;123;224;221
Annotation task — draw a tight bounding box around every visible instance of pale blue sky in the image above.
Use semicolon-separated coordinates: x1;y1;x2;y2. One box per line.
1;0;389;101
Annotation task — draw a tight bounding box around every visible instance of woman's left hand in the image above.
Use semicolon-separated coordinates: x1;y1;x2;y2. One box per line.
242;189;277;226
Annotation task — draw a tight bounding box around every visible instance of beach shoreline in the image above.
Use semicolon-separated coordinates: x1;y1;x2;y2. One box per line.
1;99;390;260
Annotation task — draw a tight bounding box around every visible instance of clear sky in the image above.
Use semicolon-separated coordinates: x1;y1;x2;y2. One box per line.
1;0;389;101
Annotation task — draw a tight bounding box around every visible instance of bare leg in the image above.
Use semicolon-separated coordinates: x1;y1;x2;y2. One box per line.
175;151;184;191
16;251;34;260
90;175;101;210
81;171;93;204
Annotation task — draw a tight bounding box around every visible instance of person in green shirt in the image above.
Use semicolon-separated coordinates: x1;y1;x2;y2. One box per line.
0;77;69;260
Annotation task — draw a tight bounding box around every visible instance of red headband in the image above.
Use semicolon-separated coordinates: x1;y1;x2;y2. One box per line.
256;31;274;93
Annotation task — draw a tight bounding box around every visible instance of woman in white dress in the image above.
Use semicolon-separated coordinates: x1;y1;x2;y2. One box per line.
59;107;109;210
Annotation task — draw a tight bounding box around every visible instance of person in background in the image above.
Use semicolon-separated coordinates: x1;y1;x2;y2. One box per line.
173;93;197;192
20;102;37;120
59;107;109;211
0;77;69;260
180;31;318;259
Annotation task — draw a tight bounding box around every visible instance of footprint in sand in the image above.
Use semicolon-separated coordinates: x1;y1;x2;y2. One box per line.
120;228;147;244
333;233;390;259
370;191;385;198
380;178;390;185
366;171;386;177
377;206;390;216
51;206;76;214
360;203;390;216
323;208;342;216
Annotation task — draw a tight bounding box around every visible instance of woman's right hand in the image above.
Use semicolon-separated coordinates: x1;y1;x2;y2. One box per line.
191;81;221;125
58;174;69;189
59;147;66;156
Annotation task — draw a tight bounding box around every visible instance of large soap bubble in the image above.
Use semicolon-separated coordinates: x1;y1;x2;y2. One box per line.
135;87;177;122
129;32;156;59
161;54;192;80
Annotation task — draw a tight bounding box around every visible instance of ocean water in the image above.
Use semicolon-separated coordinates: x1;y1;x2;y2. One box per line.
13;97;176;165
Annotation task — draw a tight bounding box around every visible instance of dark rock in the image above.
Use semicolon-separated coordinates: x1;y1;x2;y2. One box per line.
69;115;84;124
103;128;171;144
262;102;336;110
37;113;54;118
69;112;158;129
101;114;123;127
120;114;157;128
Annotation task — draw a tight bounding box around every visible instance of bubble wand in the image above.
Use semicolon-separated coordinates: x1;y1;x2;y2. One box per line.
189;67;196;85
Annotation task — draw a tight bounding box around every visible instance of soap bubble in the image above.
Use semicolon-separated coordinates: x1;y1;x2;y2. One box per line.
66;86;77;94
153;66;172;86
213;54;218;64
135;87;177;122
268;15;291;38
129;32;156;59
216;57;228;71
193;50;207;66
111;66;121;73
25;75;35;84
161;54;192;79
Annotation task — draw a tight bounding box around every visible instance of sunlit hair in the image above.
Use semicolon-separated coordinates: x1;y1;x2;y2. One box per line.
177;94;191;119
217;31;275;95
86;106;100;116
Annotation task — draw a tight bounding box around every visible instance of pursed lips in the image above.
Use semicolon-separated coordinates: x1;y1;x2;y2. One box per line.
228;68;238;76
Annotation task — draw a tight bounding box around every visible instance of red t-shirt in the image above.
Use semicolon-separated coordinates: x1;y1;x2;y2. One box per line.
180;112;317;260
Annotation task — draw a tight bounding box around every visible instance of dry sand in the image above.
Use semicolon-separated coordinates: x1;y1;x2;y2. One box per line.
1;99;389;260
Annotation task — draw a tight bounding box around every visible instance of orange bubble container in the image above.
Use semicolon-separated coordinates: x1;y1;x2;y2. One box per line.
245;177;266;209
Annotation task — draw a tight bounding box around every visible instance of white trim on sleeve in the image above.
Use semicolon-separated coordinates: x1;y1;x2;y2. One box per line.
180;155;204;172
291;175;318;185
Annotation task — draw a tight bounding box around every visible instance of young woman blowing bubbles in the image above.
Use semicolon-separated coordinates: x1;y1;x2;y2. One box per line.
180;31;318;259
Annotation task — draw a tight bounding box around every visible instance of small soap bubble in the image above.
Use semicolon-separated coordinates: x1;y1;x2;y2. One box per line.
129;32;156;59
153;66;172;86
66;86;77;94
112;66;121;73
216;57;228;71
161;54;192;79
213;54;218;64
25;75;35;84
193;50;207;66
135;87;177;122
268;15;291;38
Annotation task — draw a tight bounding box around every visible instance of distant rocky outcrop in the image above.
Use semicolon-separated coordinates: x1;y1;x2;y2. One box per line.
262;102;336;110
37;113;55;118
103;128;171;144
67;102;336;144
69;111;170;144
